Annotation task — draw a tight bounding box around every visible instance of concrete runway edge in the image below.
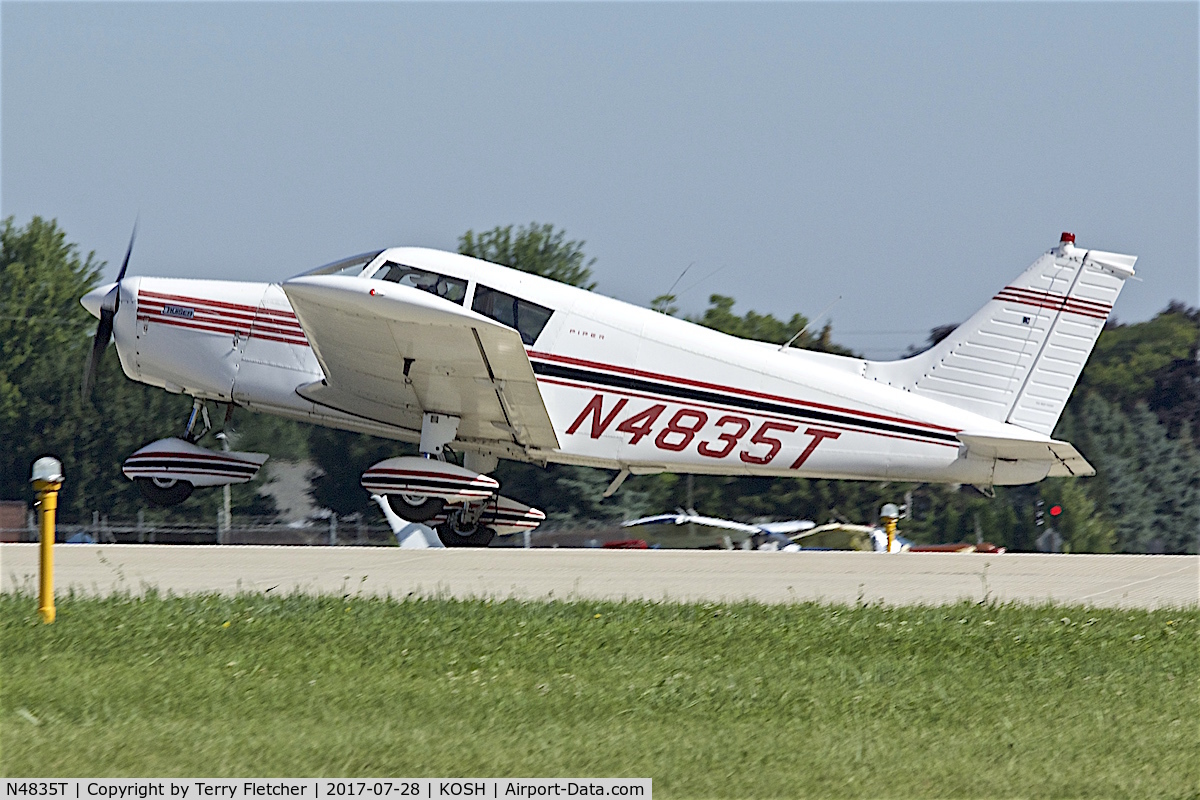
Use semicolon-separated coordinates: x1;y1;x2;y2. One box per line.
2;544;1197;609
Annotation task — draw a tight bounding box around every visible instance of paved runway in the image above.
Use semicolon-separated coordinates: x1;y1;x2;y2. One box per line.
1;544;1196;609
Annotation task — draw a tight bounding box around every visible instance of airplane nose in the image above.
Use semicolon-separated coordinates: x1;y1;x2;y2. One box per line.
81;283;117;319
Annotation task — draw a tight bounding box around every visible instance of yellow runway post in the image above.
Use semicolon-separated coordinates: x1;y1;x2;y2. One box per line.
880;502;900;553
32;457;63;624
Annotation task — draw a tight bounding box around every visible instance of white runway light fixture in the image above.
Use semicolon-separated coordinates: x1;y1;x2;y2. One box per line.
31;456;64;624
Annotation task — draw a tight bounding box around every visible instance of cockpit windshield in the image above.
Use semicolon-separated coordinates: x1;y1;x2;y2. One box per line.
373;262;468;305
291;250;386;279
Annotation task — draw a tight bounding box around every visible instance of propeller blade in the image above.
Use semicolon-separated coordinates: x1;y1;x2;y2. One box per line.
117;221;137;282
81;308;114;401
81;220;137;401
111;222;137;311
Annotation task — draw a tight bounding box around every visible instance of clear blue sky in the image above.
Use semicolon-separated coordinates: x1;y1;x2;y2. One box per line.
4;2;1196;358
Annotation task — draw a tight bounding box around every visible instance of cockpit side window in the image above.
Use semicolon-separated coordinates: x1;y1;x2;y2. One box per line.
471;285;554;345
376;262;467;305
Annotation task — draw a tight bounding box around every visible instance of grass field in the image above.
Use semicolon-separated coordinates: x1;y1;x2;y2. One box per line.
2;592;1197;799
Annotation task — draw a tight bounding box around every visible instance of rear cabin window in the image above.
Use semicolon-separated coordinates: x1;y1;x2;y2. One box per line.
376;262;467;305
471;285;554;345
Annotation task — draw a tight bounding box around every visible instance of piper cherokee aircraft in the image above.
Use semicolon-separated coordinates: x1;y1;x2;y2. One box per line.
80;232;1136;546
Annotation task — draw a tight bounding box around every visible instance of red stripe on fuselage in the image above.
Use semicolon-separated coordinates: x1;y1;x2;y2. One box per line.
535;375;960;449
137;312;309;346
137;299;305;332
137;290;309;344
139;290;300;321
526;350;959;435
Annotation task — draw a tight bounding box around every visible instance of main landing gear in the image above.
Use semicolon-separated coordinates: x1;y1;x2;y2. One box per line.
391;494;445;523
360;413;545;548
435;504;498;548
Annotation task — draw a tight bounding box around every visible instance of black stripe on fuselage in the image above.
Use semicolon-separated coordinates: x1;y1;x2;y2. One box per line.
530;360;959;444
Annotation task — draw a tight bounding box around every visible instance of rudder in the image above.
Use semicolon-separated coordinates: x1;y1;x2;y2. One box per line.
865;233;1136;435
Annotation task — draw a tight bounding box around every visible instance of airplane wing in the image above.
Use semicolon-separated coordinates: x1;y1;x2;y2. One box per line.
956;433;1095;477
282;276;559;457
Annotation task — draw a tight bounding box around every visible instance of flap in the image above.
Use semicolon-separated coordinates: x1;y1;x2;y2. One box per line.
957;433;1095;477
283;276;559;454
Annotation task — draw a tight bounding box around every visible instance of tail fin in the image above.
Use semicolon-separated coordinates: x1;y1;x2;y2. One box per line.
865;233;1136;435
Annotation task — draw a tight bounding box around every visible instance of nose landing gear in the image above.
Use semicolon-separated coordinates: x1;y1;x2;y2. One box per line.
122;399;268;507
134;475;195;506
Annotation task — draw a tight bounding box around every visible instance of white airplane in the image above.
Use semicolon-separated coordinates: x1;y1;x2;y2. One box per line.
81;232;1136;546
621;512;815;551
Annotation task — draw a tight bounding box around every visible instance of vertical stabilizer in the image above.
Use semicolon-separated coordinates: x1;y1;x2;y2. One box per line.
864;234;1136;435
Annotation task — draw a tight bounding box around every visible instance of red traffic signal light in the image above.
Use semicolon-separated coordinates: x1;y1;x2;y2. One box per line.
1049;505;1062;517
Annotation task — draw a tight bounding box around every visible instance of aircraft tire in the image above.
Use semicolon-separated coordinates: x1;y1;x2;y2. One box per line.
466;526;496;547
392;494;445;523
134;477;195;507
434;523;495;548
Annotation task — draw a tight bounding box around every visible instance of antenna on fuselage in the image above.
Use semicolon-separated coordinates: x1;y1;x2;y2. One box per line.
779;295;842;351
651;262;694;313
652;262;730;314
665;262;694;299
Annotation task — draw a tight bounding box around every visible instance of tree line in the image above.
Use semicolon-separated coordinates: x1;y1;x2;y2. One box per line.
2;216;1196;552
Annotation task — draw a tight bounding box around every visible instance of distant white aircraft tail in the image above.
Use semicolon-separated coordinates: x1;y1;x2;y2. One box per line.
865;233;1136;435
371;494;445;549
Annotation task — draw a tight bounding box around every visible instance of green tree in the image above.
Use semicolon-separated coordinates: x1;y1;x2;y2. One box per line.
0;216;101;429
1076;305;1200;408
458;223;597;289
1062;394;1199;554
308;428;408;517
689;295;856;356
493;461;651;528
0;216;289;522
1039;478;1116;553
650;293;679;316
1146;303;1200;446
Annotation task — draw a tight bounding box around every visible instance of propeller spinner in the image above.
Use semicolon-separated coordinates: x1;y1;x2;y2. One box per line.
81;224;136;400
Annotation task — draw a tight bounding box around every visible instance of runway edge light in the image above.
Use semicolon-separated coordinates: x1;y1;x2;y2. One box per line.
31;456;63;624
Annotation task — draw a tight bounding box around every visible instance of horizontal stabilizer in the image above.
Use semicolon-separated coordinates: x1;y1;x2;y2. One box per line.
956;433;1094;477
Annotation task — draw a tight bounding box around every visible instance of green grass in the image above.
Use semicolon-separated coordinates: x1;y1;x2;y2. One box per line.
2;593;1197;799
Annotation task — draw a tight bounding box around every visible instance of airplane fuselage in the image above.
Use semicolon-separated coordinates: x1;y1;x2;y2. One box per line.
94;243;1122;488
